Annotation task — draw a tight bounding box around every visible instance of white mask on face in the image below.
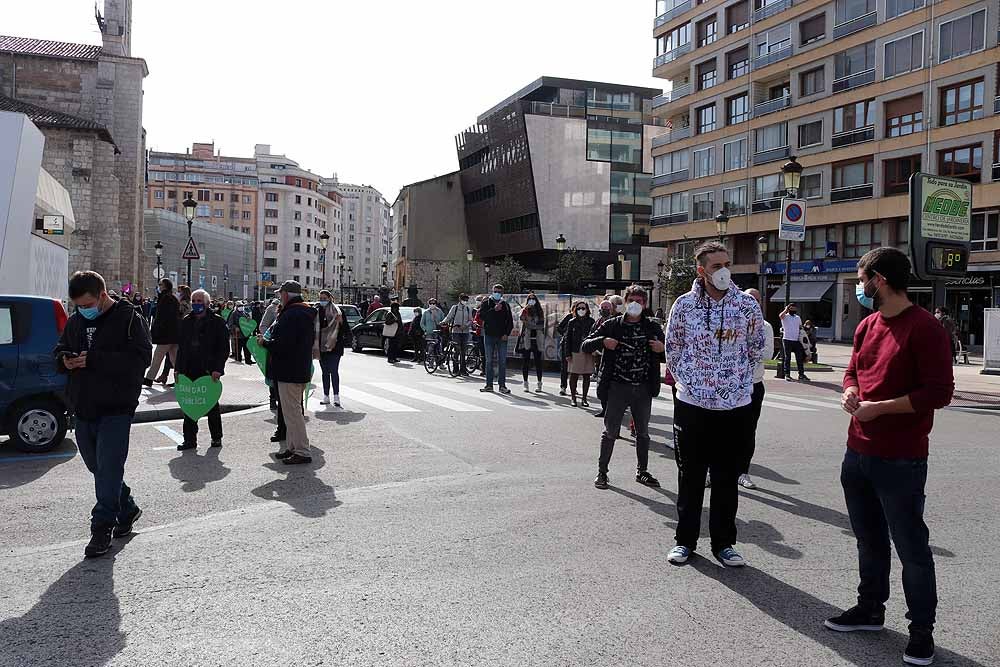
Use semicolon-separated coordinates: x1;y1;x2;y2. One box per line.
527;299;536;306
576;308;586;316
708;266;732;291
626;302;643;317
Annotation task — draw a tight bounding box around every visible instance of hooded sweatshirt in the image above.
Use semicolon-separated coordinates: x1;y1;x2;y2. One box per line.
666;279;765;410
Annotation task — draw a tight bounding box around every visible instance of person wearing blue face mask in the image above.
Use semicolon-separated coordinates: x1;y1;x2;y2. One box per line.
54;270;152;558
175;289;230;450
478;283;514;393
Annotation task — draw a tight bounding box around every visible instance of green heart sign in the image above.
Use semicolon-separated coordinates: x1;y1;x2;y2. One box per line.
239;317;258;338
221;308;232;321
246;337;267;376
175;374;223;421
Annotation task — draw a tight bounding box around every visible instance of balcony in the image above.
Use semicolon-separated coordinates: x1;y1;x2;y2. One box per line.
833;11;877;39
525;102;587;118
652;125;691;148
654;1;691;28
654;42;693;68
884;182;909;196
751;197;783;213
752;45;793;70
992;163;1000;181
753;0;793;24
752;145;790;165
832;68;876;93
652;82;693;108
753;95;791;117
652;170;690;187
994;96;1000;114
831;126;875;148
830;184;874;202
651;211;690;226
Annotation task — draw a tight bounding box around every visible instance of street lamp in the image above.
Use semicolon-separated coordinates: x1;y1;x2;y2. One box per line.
617;249;626;283
347;266;353;303
484;263;490;293
466;249;473;291
154;240;163;286
780;156;804;310
555;233;567;293
338;253;346;302
381;261;388;289
319;230;329;290
182;196;197;286
715;211;729;244
757;235;769;319
555;233;566;252
656;259;666;311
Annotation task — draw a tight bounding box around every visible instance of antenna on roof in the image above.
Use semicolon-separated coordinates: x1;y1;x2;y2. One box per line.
94;2;107;32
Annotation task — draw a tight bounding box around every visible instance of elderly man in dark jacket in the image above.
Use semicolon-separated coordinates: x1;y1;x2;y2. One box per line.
260;280;316;465
175;289;230;450
144;278;181;386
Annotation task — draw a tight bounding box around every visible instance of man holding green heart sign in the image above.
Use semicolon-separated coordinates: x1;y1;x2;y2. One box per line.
175;289;230;450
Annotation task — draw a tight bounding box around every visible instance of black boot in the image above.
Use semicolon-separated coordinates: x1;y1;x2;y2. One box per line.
84;526;114;558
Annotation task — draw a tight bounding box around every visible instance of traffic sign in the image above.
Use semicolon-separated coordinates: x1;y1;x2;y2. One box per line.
182;237;200;260
779;198;807;242
211;275;218;288
153;266;165;280
909;173;971;280
223;263;229;279
260;271;272;281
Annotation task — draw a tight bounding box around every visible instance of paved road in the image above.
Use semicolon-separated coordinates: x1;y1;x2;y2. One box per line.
2;351;998;666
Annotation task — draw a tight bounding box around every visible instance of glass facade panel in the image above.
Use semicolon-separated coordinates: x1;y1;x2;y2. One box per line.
755;123;788;151
693;147;714;178
939;10;986;63
587;127;612;161
724;139;748;171
835;42;875;78
692;192;715;220
722;186;747;215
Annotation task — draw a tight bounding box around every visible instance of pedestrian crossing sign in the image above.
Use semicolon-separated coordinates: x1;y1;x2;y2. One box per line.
182;237;200;260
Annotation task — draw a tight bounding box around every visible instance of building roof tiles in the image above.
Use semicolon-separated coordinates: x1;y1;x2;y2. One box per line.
0;35;103;61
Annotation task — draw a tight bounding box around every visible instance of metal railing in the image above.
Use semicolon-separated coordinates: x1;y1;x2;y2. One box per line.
994;96;1000;115
832;68;876;93
831;126;875;148
652;170;690;187
753;0;793;24
654;42;693;68
651;125;691;147
652;82;693;108
654;1;692;28
752;145;791;165
753;95;791;117
830;184;874;202
525;102;587;118
833;11;877;39
752;45;792;70
651;211;690;226
751;197;784;213
992;163;1000;181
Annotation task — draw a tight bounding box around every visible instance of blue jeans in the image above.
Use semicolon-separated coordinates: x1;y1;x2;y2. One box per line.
320;351;342;396
75;414;138;529
483;335;508;387
841;448;936;632
452;332;470;371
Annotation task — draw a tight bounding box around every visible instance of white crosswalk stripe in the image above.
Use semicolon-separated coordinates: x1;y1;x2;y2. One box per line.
338;386;419;412
420;382;556;411
762;400;813;412
767;393;842;410
368;382;491;412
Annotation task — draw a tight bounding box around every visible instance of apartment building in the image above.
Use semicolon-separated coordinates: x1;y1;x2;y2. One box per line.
255;145;339;295
649;0;999;344
334;182;393;293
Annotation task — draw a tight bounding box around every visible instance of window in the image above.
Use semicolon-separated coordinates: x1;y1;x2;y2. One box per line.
294;243;302;252
799;67;825;96
894;219;910;255
801;173;822;199
657;23;691;54
884;155;921;195
886;0;923;20
833;158;874;188
727;0;749;33
197;189;210;201
196;204;211;217
843;222;882;257
800;13;825;45
243;195;252;204
722;186;747;215
697;60;717;91
939;10;986;63
293;259;300;269
692;192;715;220
306;229;312;238
306;260;311;270
723;139;748;171
884;32;923;78
264;241;278;251
213;192;225;201
242;211;252;220
153;190;164;200
696;104;716;134
183;191;193;200
755;122;788;152
265;192;278;202
756;24;791;58
265;224;278;234
293;211;302;221
692;147;714;178
230;193;239;203
885;94;923;136
654;150;688;175
754;174;785;201
295;227;302;237
727;46;750;78
697;17;718;47
835;0;874;25
798;120;823;147
295;195;302;204
834;100;874;133
938;144;983;183
835;42;875;80
801;226;832;259
727;93;750;124
971;212;999;251
213;209;224;218
295;179;302;188
167;190;176;199
940;80;984;126
263;258;277;268
652;193;688;218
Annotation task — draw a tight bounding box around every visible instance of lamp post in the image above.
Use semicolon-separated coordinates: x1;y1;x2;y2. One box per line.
466;249;473;291
715;211;729;245
617;249;626;284
319;230;329;290
555;233;566;293
435;265;440;301
780;156;803;309
656;259;665;311
154;240;163;283
347;266;353;303
757;235;769;318
338;253;346;302
182;196;197;286
484;263;490;293
381;261;388;291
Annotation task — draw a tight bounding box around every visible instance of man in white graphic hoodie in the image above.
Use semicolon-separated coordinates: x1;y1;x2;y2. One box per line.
665;241;766;567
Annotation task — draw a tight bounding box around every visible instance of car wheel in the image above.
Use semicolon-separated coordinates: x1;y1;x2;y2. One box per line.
9;398;68;453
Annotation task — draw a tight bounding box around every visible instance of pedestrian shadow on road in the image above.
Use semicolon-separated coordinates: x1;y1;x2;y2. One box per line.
746;463;800;486
0;541;129;666
311;409;366;425
0;437;77;490
251;446;341;518
690;558;987;667
167;446;232;492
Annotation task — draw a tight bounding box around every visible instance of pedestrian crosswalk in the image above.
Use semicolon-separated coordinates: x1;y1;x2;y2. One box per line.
300;381;847;417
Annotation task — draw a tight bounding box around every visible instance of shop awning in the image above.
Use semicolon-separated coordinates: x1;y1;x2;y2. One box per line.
770;281;835;303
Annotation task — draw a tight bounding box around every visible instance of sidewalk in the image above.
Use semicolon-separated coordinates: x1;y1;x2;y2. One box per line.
816;342;1000;407
134;359;268;422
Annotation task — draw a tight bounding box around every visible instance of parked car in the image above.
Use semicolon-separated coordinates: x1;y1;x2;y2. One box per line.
337;304;362;329
0;295;70;453
351;306;419;356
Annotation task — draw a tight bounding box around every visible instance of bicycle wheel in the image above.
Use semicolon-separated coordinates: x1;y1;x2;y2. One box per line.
464;343;481;374
423;341;439;374
446;344;460;377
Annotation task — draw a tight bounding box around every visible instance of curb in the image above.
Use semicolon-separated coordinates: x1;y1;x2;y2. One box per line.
132;403;262;424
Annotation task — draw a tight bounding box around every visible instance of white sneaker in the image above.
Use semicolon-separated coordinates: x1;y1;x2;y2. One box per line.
667;545;691;564
523;380;530;392
536;381;543;393
333;395;341;407
738;474;756;489
320;396;331;405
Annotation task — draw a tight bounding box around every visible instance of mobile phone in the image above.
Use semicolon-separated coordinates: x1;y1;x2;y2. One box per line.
60;351;79;359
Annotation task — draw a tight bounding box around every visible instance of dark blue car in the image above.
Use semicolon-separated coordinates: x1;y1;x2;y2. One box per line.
0;295;70;453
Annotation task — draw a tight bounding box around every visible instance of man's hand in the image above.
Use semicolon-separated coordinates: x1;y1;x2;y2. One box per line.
501;336;508;341
256;334;265;345
64;352;88;369
648;339;665;354
851;401;883;423
841;387;860;414
603;338;619;351
211;371;222;382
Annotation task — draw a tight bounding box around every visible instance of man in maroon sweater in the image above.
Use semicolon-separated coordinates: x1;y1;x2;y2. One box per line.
824;247;954;666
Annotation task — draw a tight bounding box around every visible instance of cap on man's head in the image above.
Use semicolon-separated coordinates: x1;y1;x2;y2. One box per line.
278;280;302;294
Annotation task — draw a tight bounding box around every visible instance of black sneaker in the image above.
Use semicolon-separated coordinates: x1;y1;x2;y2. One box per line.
176;442;197;451
142;378;153;387
113;507;143;537
84;526;114;558
480;386;494;393
282;453;313;465
636;470;660;487
799;374;811;382
903;630;935;666
594;472;609;489
210;439;222;448
270;432;286;443
274;450;294;460
498;386;511;395
824;604;885;632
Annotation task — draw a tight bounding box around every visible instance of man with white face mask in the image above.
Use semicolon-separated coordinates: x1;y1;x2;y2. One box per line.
664;241;765;568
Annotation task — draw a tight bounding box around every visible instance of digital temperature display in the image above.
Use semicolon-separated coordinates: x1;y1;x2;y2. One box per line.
928;245;968;273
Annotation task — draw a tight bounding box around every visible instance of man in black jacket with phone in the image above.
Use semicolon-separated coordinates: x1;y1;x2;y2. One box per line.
54;271;152;557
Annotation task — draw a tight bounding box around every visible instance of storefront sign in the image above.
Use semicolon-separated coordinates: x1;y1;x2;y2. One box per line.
762;259;858;275
909;173;971;279
944;276;987;287
41;215;64;235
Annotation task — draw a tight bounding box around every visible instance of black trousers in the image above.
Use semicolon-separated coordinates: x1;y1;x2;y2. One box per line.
673;397;749;552
599;382;653;474
183;404;222;443
521;348;542;382
783;339;806;376
742;382;765;475
559;355;569;389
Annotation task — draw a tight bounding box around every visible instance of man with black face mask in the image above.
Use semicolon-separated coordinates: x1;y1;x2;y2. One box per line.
779;303;809;381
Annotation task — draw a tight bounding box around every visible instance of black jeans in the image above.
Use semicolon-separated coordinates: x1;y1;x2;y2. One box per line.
742;382;765;475
319;351;342;396
841;448;936;632
560;355;569;389
183;404;222;444
521;348;542;382
672;398;748;552
599;382;653;474
387;336;401;362
75;414;138;529
783;339;806;376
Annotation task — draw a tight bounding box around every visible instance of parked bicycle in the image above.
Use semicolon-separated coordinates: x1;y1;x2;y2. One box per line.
424;326;480;376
